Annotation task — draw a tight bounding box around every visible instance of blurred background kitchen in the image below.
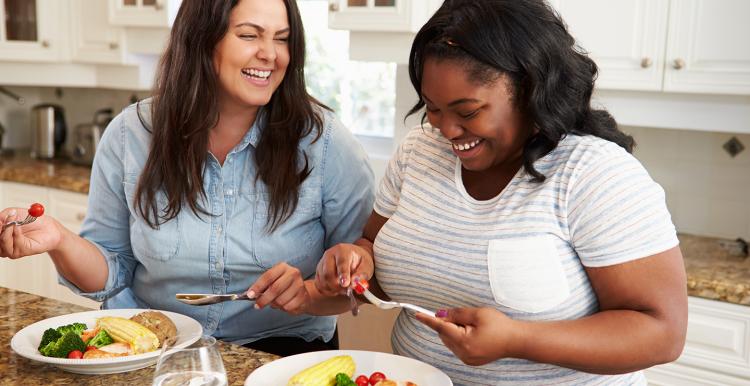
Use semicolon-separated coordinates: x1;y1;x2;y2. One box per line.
0;1;748;385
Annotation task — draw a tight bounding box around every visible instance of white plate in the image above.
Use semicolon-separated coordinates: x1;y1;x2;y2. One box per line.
10;308;202;375
245;350;453;386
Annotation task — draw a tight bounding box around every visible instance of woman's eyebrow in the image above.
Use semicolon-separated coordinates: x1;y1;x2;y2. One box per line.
422;95;480;107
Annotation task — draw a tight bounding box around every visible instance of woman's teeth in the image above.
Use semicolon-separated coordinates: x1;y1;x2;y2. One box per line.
241;69;271;79
452;139;482;151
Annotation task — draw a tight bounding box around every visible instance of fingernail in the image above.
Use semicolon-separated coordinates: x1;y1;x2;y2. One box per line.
436;309;448;318
338;274;346;287
254;303;260;309
7;209;16;219
247;290;256;299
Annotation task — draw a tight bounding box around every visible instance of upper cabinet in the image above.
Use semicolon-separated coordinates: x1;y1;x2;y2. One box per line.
0;0;68;62
71;0;125;64
553;0;750;95
108;0;181;28
328;0;441;32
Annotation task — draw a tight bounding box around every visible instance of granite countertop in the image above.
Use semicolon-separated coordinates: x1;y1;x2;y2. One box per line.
1;156;748;306
0;287;279;385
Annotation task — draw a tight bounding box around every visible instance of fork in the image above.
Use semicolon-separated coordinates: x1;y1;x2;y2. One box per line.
2;214;38;230
359;286;436;316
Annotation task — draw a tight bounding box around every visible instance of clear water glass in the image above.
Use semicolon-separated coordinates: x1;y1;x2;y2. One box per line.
152;335;227;386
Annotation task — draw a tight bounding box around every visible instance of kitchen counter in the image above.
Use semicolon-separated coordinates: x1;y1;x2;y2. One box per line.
1;156;748;307
0;287;279;385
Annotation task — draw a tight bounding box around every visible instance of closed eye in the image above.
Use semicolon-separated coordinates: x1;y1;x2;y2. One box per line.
459;110;479;119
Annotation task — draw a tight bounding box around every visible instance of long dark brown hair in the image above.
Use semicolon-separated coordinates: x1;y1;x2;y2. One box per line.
136;0;326;231
408;0;634;182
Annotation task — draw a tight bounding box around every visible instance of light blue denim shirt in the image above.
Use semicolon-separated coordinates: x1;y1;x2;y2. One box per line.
60;99;375;345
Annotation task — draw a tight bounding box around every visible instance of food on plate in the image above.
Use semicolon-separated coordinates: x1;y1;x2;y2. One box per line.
36;311;176;359
336;371;417;386
286;354;355;386
130;310;178;347
374;381;418;386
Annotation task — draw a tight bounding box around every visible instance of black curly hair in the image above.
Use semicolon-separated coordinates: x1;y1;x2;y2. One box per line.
407;0;634;182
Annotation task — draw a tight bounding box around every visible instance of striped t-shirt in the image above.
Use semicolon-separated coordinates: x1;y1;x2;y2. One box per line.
373;126;678;386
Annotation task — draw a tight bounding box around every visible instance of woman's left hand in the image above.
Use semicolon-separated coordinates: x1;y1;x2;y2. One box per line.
415;307;517;366
248;262;310;315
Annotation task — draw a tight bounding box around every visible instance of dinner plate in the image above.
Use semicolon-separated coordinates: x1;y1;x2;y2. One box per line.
244;349;453;386
10;308;203;375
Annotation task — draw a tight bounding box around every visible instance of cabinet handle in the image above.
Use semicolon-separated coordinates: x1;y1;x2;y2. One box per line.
76;213;86;222
329;1;339;12
109;42;119;50
41;40;50;48
672;58;685;70
640;57;652;69
154;1;163;10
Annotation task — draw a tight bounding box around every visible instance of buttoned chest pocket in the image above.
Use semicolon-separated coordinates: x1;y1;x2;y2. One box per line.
123;182;180;261
487;236;570;313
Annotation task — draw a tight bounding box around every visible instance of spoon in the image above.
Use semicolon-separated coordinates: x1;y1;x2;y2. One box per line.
175;293;254;306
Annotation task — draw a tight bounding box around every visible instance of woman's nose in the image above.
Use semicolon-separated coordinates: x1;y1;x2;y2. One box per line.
256;39;277;61
434;116;464;140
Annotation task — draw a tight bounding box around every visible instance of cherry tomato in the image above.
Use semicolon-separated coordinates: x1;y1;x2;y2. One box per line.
353;278;369;295
28;203;44;218
85;345;97;352
368;371;386;385
355;375;369;386
67;350;83;359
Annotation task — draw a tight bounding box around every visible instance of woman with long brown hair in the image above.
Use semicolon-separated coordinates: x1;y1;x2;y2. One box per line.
0;0;374;356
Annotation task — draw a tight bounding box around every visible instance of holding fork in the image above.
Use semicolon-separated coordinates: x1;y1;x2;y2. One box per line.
2;203;45;230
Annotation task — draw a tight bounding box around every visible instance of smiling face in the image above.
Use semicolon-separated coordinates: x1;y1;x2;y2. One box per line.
213;0;290;112
421;58;530;173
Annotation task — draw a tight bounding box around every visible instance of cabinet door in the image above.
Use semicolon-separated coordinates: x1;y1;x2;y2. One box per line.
664;0;750;95
71;0;124;64
552;0;668;91
0;0;67;62
108;0;180;28
328;0;432;32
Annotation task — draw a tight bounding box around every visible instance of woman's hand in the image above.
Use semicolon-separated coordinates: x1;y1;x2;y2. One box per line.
314;241;374;297
416;307;518;366
0;207;62;259
248;262;310;315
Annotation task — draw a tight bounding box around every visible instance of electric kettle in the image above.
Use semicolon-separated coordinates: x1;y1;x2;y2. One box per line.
30;104;67;159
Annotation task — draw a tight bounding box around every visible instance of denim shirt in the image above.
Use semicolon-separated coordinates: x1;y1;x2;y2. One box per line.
60;100;375;345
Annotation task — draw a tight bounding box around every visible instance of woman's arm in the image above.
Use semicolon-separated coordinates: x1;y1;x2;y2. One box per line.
48;221;109;293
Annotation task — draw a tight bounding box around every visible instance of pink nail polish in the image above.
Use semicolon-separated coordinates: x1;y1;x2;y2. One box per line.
436;309;448;318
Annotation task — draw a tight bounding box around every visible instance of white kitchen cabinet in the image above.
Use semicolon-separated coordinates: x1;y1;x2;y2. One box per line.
328;0;441;32
553;0;750;95
0;0;69;62
71;0;125;64
645;297;750;385
108;0;181;28
0;182;98;309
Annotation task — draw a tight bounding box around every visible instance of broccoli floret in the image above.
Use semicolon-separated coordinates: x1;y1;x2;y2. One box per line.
39;332;86;358
86;329;114;348
55;322;87;337
335;373;356;386
38;328;62;351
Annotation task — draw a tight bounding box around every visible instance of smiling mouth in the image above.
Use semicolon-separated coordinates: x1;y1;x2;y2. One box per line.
452;138;483;151
241;68;272;80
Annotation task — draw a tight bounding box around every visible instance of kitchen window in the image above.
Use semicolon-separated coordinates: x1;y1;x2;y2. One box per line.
299;0;397;142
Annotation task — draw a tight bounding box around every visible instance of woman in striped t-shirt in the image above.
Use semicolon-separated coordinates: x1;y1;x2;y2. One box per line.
312;0;687;384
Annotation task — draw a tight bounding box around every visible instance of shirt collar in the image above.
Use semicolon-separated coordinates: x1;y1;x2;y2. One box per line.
234;107;267;153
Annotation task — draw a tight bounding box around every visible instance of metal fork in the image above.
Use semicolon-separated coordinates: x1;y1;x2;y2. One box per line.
360;286;436;316
2;214;38;230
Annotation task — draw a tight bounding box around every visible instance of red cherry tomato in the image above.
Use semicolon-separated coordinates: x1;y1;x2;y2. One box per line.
67;350;83;359
368;371;386;385
355;375;369;386
353;278;369;295
28;203;44;218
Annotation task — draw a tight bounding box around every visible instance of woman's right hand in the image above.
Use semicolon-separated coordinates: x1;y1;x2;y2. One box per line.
0;207;62;259
315;241;374;297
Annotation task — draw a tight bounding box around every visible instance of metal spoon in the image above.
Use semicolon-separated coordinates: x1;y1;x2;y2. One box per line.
175;293;254;306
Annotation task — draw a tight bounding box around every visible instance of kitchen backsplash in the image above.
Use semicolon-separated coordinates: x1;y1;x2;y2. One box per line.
625;126;750;241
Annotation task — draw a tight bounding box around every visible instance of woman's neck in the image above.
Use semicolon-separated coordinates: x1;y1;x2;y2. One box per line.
210;102;260;165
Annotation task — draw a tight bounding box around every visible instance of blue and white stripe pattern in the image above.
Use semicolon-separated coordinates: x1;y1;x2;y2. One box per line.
373;126;677;385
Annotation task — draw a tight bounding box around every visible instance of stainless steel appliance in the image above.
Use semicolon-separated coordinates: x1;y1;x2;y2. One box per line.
30;104;66;159
71;108;113;166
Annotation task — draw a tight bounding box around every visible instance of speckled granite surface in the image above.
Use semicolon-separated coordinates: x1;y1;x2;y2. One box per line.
0;153;91;194
0;287;278;385
1;156;748;307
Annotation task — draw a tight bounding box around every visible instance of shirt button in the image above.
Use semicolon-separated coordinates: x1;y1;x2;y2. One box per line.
215;261;222;270
225;189;233;196
217;226;223;234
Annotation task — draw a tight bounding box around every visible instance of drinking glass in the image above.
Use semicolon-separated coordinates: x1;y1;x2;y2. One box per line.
152;335;227;386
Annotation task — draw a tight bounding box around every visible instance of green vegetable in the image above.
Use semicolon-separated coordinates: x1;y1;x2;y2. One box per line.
55;322;87;337
38;328;62;351
335;373;357;386
86;329;114;348
39;332;86;358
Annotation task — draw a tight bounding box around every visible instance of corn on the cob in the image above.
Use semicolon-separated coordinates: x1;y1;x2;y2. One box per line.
286;355;355;386
96;316;160;354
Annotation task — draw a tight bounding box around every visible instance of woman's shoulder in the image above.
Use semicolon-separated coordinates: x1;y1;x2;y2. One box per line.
552;134;633;165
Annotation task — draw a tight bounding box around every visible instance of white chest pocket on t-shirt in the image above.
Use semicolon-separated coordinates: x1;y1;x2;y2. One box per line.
487;236;570;313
